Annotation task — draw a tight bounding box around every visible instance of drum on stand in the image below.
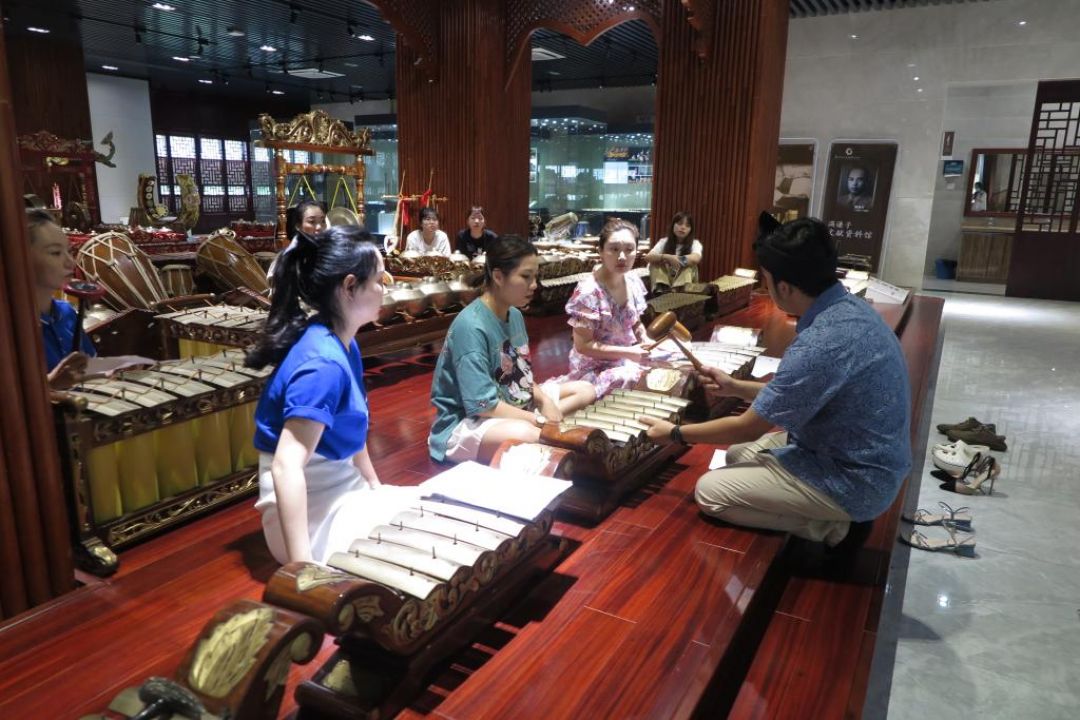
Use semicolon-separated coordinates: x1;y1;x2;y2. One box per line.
196;229;270;294
159;264;194;298
76;231;169;310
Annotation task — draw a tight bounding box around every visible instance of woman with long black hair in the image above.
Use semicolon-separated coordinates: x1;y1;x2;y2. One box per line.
247;225;391;564
644;211;703;292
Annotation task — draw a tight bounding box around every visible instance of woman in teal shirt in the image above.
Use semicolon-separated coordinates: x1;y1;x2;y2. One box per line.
429;235;593;463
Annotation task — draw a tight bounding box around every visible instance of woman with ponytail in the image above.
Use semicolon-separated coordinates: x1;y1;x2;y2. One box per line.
247;225;391;564
428;234;594;464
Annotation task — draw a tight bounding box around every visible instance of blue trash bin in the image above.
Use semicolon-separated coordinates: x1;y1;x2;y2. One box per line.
934;258;958;279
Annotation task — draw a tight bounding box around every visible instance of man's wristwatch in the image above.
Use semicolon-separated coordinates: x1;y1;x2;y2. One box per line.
670;424;687;445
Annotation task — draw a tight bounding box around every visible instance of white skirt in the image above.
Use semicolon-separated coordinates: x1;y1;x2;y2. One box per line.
255;452;419;564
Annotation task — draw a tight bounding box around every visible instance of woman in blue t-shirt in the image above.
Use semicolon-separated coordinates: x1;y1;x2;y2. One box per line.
428;234;594;464
27;209;97;389
246;225;390;564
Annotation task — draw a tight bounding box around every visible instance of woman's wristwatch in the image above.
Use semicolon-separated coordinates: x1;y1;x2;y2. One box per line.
670;424;687;445
533;409;547;426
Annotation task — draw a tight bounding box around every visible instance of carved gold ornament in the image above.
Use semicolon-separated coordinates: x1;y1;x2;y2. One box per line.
296;563;349;592
257;110;372;152
352;595;385;623
188;607;273;699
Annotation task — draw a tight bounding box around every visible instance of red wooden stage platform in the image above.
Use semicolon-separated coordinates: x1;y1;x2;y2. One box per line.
0;291;942;719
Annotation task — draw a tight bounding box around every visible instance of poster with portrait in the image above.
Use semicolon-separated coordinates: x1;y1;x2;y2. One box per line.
773;141;816;222
821;141;898;272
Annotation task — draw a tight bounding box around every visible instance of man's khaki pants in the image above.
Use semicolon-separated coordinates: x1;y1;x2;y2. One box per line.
694;432;852;545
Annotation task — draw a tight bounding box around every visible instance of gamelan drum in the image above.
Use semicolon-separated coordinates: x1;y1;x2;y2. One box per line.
159;264;194;298
76;231;169;310
196;230;270;294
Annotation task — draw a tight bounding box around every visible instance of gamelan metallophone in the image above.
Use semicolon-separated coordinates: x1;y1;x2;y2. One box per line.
89;494;563;720
54;349;269;574
492;381;693;522
644;291;710;331
532;265;648;313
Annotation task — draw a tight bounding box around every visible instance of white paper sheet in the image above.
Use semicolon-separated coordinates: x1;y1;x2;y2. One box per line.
709;449;728;470
84;355;158;378
751;355;782;378
418;461;572;522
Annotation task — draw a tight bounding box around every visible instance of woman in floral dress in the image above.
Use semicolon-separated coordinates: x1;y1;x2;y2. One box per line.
546;218;650;403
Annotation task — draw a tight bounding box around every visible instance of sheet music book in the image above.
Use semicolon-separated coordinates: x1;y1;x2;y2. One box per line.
865;277;910;304
419;461;572;522
751;355;782;378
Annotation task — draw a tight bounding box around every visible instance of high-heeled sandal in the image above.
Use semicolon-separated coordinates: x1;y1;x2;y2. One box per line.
899;520;976;557
951;455;999;496
902;502;973;530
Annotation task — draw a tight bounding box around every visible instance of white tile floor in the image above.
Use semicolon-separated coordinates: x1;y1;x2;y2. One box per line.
866;292;1080;719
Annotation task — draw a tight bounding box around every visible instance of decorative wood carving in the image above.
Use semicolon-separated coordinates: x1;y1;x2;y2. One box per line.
680;0;715;59
256;110;374;247
17;130;95;156
504;0;663;87
368;0;439;81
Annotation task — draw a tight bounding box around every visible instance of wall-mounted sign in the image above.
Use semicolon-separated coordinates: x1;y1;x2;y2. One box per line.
820;141;899;273
942;131;955;158
773;141;816;223
943;159;964;177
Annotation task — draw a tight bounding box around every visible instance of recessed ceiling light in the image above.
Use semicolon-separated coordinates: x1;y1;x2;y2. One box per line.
917;88;924;93
271;89;285;95
907;62;916;68
102;65;119;71
358;34;374;42
198;79;213;84
549;71;561;76
913;76;920;81
172;56;191;62
344;62;357;67
227;27;245;37
27;26;50;34
1018;20;1027;26
260;45;277;52
152;3;176;10
849;34;859;39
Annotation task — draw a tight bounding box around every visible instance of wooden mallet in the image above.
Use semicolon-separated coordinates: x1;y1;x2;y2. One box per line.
63;279;107;353
646;311;704;372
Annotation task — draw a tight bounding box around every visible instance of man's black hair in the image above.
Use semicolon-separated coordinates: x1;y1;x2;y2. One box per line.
752;212;839;297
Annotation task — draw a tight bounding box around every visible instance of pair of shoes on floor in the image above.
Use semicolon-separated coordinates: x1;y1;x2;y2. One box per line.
900;519;976;557
942;455;1000;496
932;439;989;477
936;416;995;435
947;424;1007;451
902;501;973;530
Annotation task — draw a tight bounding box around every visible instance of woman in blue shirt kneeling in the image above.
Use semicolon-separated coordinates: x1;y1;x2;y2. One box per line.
246;225;389;564
428;234;594;464
27;209;97;389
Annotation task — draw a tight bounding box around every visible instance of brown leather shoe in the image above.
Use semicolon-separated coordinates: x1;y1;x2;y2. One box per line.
937;417;996;434
946;425;1007;451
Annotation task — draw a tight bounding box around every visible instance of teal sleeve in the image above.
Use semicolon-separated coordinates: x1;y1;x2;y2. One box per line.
456;350;501;417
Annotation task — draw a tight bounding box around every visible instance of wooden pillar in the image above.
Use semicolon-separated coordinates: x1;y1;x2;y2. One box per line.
652;0;789;279
394;0;531;238
0;30;76;619
3;31;92;141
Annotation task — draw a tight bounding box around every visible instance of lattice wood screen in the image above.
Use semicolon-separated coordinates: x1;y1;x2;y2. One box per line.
1018;99;1080;234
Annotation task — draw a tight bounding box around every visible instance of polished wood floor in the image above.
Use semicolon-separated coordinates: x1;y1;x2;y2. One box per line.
0;293;941;719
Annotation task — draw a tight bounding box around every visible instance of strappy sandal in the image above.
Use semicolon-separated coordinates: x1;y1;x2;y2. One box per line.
899;520;976;557
902;502;972;530
950;456;999;496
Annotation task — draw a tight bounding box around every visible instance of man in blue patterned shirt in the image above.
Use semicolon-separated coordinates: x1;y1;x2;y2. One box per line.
642;215;910;552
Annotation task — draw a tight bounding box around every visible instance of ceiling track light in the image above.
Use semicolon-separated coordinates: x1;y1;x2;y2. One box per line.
289;4;300;23
347;23;356;37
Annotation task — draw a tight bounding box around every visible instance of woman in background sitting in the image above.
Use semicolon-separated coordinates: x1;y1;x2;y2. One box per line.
546;218;650;404
404;207;452;256
428;235;593;464
644;211;702;292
